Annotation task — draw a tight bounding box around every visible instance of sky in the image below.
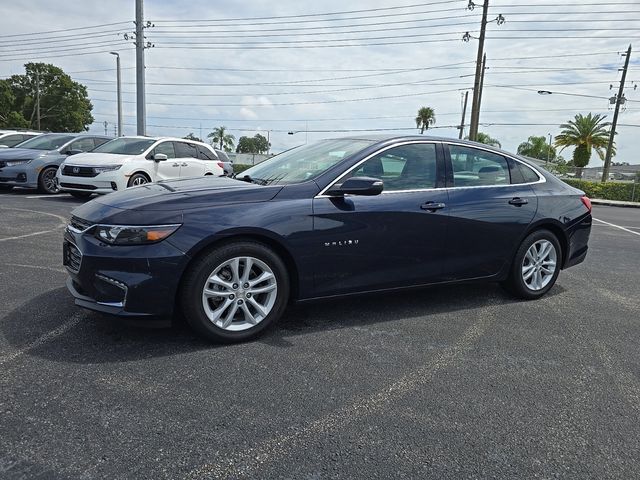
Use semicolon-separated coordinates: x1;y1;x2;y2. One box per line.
1;0;639;165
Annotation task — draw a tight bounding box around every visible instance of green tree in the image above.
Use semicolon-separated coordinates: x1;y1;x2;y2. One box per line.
236;134;270;154
555;113;611;179
517;135;556;162
183;132;203;142
208;126;235;151
253;133;270;154
3;63;93;131
466;132;501;148
415;106;436;134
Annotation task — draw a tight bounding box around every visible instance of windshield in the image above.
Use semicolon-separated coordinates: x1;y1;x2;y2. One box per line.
15;134;75;151
93;137;156;155
240;139;374;185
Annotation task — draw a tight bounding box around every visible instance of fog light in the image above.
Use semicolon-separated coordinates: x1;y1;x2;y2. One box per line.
17;173;27;182
111;182;118;191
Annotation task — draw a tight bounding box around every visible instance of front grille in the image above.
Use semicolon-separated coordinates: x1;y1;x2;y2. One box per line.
62;165;98;177
60;182;97;190
69;216;93;232
63;241;82;273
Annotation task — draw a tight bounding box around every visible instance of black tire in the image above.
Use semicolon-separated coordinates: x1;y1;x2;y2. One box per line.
180;241;290;343
38;166;60;194
69;191;92;199
0;185;13;192
502;229;562;300
127;172;150;188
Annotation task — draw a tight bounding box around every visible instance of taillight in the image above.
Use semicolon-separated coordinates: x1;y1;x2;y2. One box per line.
217;162;224;168
581;195;592;212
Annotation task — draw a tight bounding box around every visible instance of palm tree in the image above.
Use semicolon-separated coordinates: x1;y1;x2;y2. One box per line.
465;132;501;148
415;107;436;134
517;135;556;162
208;126;236;152
555;113;612;178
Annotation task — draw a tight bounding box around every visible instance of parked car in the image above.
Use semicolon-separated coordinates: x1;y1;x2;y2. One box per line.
0;130;42;148
57;136;225;198
63;135;592;342
0;133;111;193
214;148;234;176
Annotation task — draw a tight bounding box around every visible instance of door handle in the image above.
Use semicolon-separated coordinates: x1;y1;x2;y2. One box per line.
421;201;446;211
508;197;529;206
172;163;180;167
181;163;188;167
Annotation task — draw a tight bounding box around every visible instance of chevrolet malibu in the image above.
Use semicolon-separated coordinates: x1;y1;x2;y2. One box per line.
63;136;592;342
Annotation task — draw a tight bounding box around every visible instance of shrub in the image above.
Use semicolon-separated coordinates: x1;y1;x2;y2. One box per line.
562;179;638;202
233;164;253;174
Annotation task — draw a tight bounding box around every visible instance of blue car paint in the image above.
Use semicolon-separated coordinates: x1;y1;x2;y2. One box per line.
63;136;592;319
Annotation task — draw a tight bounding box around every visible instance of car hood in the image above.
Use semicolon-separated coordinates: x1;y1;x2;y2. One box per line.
88;176;283;212
0;148;51;160
64;153;134;165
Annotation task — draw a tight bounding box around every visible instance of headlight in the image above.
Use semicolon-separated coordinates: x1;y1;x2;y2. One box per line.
94;165;122;173
94;224;181;245
5;159;31;166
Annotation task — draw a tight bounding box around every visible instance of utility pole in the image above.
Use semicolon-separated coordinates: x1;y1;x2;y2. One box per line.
458;91;469;139
110;52;122;137
468;0;489;141
135;0;146;135
35;69;41;130
602;44;631;183
103;121;109;136
546;133;552;165
475;53;487;135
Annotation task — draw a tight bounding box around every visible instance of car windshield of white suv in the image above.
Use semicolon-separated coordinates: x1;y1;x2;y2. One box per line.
93;138;156;155
239;139;374;186
15;134;75;150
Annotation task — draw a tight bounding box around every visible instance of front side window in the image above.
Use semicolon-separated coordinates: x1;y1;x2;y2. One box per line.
344;143;438;191
93;138;156;155
240;139;374;186
449;144;510;187
68;138;96;152
153;141;176;159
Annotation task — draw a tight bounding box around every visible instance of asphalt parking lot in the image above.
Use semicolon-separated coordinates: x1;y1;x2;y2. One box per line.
1;189;639;480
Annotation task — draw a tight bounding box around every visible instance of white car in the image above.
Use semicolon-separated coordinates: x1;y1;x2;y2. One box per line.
57;136;224;197
0;130;42;148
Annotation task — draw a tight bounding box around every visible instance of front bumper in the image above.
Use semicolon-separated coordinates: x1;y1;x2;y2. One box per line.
0;166;37;188
58;170;127;195
63;228;190;318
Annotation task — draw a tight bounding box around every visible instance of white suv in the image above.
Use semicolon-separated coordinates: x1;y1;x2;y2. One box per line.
57;136;224;197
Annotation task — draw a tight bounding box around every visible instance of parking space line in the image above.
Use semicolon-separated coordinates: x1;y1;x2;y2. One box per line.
0;207;67;242
593;218;640;237
0;312;85;367
4;263;67;274
187;310;495;479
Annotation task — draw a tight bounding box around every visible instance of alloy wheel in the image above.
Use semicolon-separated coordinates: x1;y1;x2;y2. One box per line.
201;256;278;331
131;176;148;186
521;239;557;291
42;168;59;193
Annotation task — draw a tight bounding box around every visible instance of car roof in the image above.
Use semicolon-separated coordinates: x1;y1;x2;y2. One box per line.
115;136;214;147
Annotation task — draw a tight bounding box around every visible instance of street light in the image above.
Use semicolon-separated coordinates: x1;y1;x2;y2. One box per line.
546;132;552;165
287;122;308;144
109;52;122;137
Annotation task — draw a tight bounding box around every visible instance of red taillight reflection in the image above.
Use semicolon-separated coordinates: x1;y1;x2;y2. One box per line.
217;162;224;168
581;195;592;212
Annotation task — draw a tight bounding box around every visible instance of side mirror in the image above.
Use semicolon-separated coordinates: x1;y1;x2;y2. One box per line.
66;149;83;156
153;153;168;162
326;176;383;196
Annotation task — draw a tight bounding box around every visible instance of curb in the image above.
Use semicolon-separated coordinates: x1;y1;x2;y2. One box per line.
591;198;640;208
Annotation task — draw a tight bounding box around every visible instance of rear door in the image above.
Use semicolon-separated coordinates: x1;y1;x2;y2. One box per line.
311;141;449;296
442;143;538;280
174;141;205;178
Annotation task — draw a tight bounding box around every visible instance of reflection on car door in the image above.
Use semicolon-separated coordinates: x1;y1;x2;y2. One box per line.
443;143;538;280
149;141;180;181
311;142;449;297
174;142;205;178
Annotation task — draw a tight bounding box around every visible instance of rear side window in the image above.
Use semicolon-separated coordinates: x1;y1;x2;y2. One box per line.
449;144;510;187
93;137;110;148
197;145;217;160
175;142;198;159
0;134;25;147
517;163;540;183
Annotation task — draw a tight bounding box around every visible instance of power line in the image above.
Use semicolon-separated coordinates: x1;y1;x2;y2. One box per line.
0;21;130;39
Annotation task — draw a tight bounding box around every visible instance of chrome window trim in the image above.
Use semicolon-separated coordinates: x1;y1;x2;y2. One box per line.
445;141;546;187
315;140;441;198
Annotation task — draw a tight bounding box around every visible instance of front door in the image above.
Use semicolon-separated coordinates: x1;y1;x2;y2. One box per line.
149;141;180;181
311;142;449;297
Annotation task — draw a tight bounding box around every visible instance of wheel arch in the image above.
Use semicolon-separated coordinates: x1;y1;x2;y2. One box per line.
177;229;301;304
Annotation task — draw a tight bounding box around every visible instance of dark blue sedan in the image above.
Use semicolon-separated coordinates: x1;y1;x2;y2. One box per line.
63;135;592;342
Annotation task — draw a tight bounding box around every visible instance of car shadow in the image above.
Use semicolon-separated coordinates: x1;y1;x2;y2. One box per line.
2;282;566;365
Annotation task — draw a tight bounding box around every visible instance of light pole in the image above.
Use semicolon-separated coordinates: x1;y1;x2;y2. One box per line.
109;52;122;137
547;132;552;166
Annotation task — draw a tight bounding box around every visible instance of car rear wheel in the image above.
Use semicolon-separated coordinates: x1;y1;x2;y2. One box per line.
69;191;92;199
38;166;60;194
127;173;150;187
180;241;290;342
503;229;561;299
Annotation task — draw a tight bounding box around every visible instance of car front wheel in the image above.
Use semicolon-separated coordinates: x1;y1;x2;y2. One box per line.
503;229;561;299
127;173;150;187
180;241;290;342
38;167;60;194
